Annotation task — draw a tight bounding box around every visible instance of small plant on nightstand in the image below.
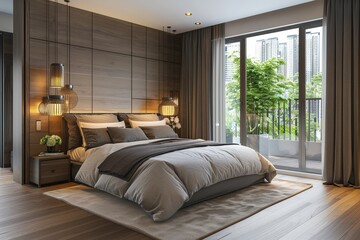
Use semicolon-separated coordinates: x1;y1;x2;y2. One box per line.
165;116;181;129
40;134;62;153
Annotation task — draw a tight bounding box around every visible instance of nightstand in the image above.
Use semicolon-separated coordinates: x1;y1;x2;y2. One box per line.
30;154;70;187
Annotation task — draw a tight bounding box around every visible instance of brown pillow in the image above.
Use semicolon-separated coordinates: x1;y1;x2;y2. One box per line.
140;125;179;139
118;113;164;128
127;114;160;121
107;127;149;143
82;128;111;149
63;114;118;150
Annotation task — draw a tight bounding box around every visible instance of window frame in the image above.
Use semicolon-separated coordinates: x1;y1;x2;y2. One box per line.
224;19;323;174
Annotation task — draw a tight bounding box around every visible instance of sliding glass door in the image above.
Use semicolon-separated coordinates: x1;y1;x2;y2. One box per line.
224;20;323;174
304;26;323;173
225;42;241;144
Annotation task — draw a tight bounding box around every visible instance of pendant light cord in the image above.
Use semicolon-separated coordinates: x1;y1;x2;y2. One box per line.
46;0;49;92
54;0;59;95
67;0;70;86
55;0;58;62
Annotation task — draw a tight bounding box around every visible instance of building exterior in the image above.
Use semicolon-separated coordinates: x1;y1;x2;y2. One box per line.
306;31;321;82
225;42;240;83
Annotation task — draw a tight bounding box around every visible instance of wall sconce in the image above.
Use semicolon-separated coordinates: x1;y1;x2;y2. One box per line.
49;63;64;88
158;97;178;116
60;84;78;111
38;95;67;116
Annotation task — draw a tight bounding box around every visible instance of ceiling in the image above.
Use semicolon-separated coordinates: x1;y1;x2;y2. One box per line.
1;0;314;33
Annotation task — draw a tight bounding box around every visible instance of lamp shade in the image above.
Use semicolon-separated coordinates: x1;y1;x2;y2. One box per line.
46;95;67;116
38;96;49;115
50;63;64;88
158;97;178;116
60;84;78;110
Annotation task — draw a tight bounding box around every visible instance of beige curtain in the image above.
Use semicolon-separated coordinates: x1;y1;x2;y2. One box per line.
212;24;226;143
323;0;360;187
180;27;212;140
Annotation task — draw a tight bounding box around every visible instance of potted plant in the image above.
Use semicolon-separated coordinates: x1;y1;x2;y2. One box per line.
40;135;62;153
165;116;181;130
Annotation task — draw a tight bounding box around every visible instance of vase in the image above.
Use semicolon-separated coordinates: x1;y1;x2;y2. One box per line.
47;146;55;153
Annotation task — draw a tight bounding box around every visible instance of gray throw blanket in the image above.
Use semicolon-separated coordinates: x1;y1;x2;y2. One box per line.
98;138;236;181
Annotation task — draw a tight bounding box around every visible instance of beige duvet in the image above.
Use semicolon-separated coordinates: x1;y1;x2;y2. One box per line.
75;139;277;221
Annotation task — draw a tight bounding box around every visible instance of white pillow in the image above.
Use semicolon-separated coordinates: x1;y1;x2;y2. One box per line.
129;119;166;128
77;121;125;146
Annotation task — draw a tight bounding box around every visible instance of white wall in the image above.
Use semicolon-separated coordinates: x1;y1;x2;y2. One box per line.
0;12;13;33
225;0;323;38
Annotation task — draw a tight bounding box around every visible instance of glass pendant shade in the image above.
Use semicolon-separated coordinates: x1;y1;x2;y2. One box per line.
158;97;178;116
38;97;49;115
50;63;64;88
60;84;78;110
47;95;66;116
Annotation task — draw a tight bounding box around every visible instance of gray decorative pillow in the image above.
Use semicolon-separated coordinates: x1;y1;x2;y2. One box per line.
107;127;149;143
82;128;111;149
63;113;118;150
140;125;179;139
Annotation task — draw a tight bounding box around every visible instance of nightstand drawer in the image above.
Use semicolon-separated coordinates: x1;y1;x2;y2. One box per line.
40;159;69;184
30;155;70;187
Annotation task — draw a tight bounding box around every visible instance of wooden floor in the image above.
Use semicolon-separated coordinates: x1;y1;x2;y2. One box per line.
1;169;360;240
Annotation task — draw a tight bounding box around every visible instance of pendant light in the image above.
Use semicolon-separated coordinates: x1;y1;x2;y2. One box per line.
49;63;64;88
38;0;67;116
60;0;78;112
38;95;67;116
60;84;78;110
49;0;64;88
38;96;49;115
46;95;66;116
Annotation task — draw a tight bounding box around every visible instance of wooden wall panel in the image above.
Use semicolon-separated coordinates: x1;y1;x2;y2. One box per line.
132;99;147;113
146;28;159;60
132;24;146;57
164;33;174;62
162;62;171;98
29;0;47;40
159;62;164;99
93;14;131;55
132;57;146;99
48;2;68;44
174;35;182;63
2;33;13;167
146;99;160;113
26;0;182;178
70;46;92;113
147;59;159;99
173;63;181;91
159;32;165;61
93;50;131;112
70;7;92;48
29;39;48;157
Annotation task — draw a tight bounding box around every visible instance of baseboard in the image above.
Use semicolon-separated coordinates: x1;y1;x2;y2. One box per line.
277;169;323;180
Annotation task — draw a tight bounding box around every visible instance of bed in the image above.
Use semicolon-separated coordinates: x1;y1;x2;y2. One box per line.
62;113;277;222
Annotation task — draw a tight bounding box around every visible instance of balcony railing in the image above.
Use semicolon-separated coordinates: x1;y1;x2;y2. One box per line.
245;98;322;142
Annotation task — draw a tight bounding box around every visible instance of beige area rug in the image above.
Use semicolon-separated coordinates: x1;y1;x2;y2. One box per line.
44;178;312;240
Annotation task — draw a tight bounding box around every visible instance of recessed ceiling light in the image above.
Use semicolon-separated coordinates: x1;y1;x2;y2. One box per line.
195;22;201;25
185;12;192;16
